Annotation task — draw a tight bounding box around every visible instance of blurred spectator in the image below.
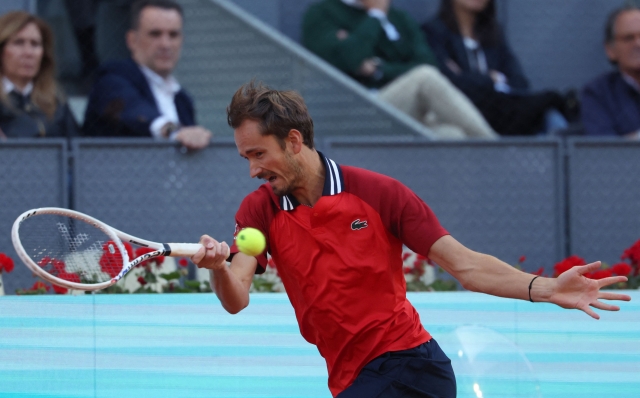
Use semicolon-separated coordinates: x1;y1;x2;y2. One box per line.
422;0;574;136
302;0;497;140
63;0;99;81
94;0;136;65
83;0;212;150
0;11;79;139
581;3;640;139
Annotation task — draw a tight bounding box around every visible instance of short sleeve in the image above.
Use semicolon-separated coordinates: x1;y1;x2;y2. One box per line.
342;166;449;258
228;185;275;273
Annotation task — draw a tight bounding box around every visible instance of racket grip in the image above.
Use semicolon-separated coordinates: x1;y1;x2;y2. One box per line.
166;243;202;257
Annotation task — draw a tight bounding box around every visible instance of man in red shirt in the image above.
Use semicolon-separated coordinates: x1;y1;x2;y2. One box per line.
192;82;631;397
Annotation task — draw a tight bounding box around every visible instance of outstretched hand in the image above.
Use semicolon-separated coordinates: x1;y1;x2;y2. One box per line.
550;261;632;319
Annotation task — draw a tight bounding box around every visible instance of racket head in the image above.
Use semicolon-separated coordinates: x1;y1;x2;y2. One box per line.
11;207;129;291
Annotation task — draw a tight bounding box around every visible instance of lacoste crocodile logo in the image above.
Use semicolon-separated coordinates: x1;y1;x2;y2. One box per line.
351;219;368;230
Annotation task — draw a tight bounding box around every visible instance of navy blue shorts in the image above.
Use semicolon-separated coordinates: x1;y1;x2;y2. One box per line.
337;339;456;398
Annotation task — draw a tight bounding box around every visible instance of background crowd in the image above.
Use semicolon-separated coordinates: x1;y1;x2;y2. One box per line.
0;0;639;143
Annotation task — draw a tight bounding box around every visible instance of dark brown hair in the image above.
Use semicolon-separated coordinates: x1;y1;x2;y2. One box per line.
438;0;500;47
604;2;640;44
0;11;58;118
227;81;315;149
130;0;184;30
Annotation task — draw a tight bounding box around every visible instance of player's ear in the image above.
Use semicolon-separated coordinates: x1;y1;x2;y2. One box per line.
605;42;618;63
287;129;303;154
126;30;137;53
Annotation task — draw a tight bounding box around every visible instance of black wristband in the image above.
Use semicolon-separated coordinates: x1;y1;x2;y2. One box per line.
528;275;540;303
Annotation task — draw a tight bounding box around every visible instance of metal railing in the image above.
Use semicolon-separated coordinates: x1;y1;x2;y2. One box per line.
1;137;638;294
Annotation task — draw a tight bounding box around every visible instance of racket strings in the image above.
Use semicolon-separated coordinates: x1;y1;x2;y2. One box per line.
18;214;125;284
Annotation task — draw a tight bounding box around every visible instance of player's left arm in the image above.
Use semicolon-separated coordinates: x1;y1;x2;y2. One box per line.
428;235;632;319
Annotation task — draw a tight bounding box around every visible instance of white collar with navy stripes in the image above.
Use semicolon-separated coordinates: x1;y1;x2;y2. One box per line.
279;151;344;211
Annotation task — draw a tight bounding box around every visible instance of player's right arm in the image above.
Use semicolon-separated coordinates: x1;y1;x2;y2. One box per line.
192;235;257;314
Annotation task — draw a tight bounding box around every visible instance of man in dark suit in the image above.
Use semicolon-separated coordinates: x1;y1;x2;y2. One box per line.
581;3;640;139
83;0;211;149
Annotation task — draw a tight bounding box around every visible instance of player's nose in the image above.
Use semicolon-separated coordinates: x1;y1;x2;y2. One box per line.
249;161;262;179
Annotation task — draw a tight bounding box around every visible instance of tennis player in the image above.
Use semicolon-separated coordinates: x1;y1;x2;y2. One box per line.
192;82;631;397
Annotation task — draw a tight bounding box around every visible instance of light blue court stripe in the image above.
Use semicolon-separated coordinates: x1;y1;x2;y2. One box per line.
0;371;329;398
1;291;639;398
0;319;302;334
536;382;640;398
0;345;318;357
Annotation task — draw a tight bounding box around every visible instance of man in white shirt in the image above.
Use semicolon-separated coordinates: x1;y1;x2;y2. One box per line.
83;0;212;150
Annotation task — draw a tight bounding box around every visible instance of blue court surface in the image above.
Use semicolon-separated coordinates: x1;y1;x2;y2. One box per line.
0;292;638;398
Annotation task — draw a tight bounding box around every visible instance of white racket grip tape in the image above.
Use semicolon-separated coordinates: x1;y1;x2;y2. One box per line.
166;243;204;257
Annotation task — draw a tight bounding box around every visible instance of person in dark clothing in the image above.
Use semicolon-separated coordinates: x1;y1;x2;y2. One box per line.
0;11;78;139
83;0;211;149
422;0;573;136
581;3;640;139
302;0;498;140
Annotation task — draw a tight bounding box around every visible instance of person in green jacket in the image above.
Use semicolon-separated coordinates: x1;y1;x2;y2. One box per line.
302;0;497;139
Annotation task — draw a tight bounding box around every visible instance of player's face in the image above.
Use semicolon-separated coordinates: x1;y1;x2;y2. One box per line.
2;22;43;86
235;119;304;196
127;6;183;78
606;10;640;74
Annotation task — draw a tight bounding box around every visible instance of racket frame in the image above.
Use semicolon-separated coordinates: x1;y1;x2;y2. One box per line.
11;207;201;291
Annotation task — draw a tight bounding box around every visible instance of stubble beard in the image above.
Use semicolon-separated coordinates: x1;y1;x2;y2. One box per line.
272;150;304;197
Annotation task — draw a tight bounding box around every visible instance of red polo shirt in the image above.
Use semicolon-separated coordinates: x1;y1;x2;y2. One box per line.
230;152;449;396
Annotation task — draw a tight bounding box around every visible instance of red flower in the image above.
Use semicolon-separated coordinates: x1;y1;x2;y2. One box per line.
99;241;125;278
37;256;51;267
532;267;544;276
416;254;428;261
135;247;154;257
137;276;147;286
99;255;120;278
402;252;411;261
122;242;134;260
178;258;188;267
0;253;14;273
403;266;412;275
413;260;422;268
588;269;613;280
621;239;640;265
51;259;66;273
135;247;155;267
553;255;586;276
134;247;165;267
31;281;50;292
519;256;526;264
611;262;633;276
154;255;165;267
51;284;68;295
58;271;80;284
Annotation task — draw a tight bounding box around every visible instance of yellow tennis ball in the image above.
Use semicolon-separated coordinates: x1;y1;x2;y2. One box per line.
237;227;266;257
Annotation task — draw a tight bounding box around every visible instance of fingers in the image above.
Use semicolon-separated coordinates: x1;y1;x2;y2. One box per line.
193;235;229;270
575;261;601;275
191;245;207;264
221;241;230;259
590;300;620;312
597;275;628;288
598;291;632;302
582;306;600;320
176;128;213;150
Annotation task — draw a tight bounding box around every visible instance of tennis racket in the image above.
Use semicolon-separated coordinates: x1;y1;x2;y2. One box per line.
11;207;203;291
